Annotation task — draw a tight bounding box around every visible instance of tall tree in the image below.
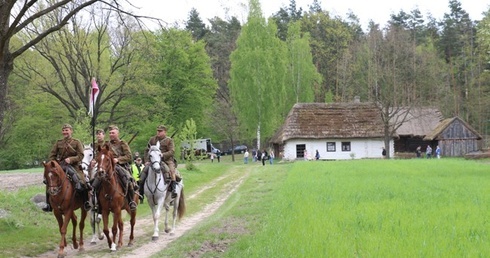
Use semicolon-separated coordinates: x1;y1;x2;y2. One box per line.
271;0;303;41
153;28;217;136
185;8;208;41
0;0;129;144
229;0;288;149
438;0;475;118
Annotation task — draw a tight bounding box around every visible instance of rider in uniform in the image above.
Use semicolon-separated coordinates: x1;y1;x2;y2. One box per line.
105;125;138;211
139;125;179;200
43;124;91;212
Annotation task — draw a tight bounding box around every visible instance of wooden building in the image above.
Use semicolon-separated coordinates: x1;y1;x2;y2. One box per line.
423;117;482;157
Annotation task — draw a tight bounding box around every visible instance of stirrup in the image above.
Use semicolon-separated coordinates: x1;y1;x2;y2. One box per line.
84;201;92;211
129;201;137;211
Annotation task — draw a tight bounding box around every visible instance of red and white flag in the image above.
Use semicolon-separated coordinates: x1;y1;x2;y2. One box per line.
88;77;99;117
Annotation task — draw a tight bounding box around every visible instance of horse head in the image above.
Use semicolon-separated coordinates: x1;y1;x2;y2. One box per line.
81;144;94;175
43;160;66;196
96;143;115;180
148;141;162;173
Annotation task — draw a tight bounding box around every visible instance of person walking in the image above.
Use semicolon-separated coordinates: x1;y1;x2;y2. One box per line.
244;149;249;164
261;149;268;166
269;150;274;165
426;145;432;159
435;145;441;159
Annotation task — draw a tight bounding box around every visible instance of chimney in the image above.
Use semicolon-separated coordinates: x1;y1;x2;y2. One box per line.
353;96;360;103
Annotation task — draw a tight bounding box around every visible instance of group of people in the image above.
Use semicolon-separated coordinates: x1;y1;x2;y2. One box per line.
42;123;179;212
244;148;275;165
416;145;441;159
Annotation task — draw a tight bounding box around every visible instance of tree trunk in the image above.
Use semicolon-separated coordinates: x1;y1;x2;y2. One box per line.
0;53;14;143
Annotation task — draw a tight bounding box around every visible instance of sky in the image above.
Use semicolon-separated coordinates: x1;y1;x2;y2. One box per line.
130;0;489;30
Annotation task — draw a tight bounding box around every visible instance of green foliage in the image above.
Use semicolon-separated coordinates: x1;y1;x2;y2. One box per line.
153;28;217;137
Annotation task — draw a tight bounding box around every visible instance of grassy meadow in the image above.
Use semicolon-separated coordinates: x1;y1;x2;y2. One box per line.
159;158;490;258
1;157;489;257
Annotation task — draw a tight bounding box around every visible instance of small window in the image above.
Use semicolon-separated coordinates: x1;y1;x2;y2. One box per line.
327;142;336;152
341;142;351;151
296;144;306;158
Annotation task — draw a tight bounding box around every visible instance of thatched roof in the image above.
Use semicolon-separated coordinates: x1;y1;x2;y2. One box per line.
270;102;385;144
423;117;483;141
393;107;444;137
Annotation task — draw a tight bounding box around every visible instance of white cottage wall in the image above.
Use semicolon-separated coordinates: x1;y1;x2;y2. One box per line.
282;138;394;160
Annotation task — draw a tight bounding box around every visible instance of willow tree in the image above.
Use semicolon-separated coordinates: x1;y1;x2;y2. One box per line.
229;0;288;149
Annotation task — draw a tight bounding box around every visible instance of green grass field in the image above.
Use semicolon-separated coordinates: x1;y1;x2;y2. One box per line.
1;158;489;257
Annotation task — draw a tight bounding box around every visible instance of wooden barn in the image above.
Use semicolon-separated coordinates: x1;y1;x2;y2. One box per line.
392;108;444;154
270;102;393;160
423;117;482;157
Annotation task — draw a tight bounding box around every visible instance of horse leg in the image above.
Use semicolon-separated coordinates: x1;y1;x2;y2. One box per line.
150;203;161;240
90;210;97;244
54;212;67;258
112;210;122;249
78;208;87;251
171;198;179;236
70;212;79;250
128;209;136;246
102;211;114;250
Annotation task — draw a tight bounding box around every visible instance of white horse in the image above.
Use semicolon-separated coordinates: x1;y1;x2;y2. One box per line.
81;145;104;244
144;141;167;240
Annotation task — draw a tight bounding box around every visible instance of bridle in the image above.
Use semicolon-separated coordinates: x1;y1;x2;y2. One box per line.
149;147;162;174
45;167;67;196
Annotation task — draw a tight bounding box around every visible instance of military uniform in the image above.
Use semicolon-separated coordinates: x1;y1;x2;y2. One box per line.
106;125;137;211
49;137;85;184
139;125;179;199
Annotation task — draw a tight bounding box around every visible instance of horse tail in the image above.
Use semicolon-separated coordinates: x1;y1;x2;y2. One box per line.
177;188;186;220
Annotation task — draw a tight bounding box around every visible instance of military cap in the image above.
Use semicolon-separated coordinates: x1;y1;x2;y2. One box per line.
96;128;105;134
157;125;167;131
62;124;73;129
108;125;119;131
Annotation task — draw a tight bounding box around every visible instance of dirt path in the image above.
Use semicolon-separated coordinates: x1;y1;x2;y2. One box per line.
1;168;249;258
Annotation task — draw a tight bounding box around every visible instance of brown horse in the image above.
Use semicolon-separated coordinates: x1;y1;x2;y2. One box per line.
95;143;138;252
43;160;87;258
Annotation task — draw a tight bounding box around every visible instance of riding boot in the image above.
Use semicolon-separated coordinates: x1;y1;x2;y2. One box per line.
138;181;145;203
171;180;178;199
83;190;92;211
127;185;137;211
42;192;52;212
67;167;83;192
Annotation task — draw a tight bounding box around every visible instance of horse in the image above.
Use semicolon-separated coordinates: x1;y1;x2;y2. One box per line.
81;144;104;244
43;160;87;258
143;141;167;240
163;174;185;235
95;143;138;252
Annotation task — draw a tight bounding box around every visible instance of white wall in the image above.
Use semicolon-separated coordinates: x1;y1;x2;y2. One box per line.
281;138;394;160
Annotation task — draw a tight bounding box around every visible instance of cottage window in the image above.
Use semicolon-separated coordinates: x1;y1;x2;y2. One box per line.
327;142;336;152
341;142;351;151
296;144;306;158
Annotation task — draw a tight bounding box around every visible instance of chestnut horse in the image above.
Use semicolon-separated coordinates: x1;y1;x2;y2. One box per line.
43;160;87;258
95;143;138;252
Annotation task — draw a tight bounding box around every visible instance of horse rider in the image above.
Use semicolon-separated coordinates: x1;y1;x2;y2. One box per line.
105;125;138;211
43;124;91;212
88;128;105;213
139;125;179;200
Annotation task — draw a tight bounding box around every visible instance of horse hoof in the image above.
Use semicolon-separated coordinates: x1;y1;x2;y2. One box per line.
164;229;170;233
90;241;97;245
99;236;104;240
152;236;159;241
73;243;79;249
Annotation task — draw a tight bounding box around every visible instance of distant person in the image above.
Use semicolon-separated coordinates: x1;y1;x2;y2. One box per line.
435;145;441;159
244;149;249;164
252;149;257;162
416;146;421;158
261;149;268;166
382;147;386;158
304;149;308;161
210;152;214;163
426;145;432;159
131;157;144;184
269;150;274;165
315;150;320;160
